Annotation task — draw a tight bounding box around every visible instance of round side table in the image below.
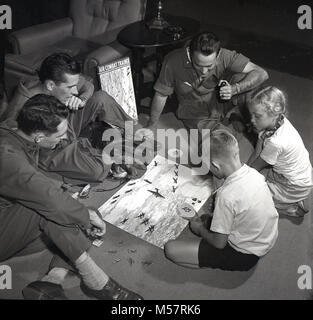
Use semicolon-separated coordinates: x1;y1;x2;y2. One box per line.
117;15;200;107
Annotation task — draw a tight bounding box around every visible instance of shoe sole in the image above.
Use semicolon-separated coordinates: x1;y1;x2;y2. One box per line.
23;286;53;300
22;285;66;300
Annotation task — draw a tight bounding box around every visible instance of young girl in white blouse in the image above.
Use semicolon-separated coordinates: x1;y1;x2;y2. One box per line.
248;86;312;217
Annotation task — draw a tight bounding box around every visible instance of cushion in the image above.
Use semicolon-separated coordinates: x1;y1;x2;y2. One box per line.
70;0;146;39
5;37;101;77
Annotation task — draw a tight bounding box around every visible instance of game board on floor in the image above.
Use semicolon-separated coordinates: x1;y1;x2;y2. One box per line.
98;155;214;249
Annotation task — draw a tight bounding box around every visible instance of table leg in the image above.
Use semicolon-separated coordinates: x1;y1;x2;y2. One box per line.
156;47;165;77
132;48;145;104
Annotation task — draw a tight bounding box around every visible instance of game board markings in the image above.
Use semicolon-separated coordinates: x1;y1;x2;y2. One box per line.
145;225;155;234
137;213;145;219
98;155;212;248
140;218;150;225
147;188;165;199
120;218;129;225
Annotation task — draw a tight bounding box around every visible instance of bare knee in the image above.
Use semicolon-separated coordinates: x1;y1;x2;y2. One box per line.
164;240;178;262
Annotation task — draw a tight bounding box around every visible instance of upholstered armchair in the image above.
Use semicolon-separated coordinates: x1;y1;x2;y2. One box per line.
5;0;147;97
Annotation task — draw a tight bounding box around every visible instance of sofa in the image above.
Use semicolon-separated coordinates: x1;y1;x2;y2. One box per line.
4;0;147;98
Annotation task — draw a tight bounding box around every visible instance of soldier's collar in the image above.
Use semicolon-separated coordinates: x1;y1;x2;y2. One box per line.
0;123;38;151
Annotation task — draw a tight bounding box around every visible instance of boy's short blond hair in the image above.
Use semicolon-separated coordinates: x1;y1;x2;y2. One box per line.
210;129;239;160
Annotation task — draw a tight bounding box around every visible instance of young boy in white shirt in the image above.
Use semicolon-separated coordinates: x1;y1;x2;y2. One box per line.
164;129;279;271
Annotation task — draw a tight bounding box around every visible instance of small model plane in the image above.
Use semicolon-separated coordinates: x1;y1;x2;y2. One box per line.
120;218;129;224
140;218;150;225
148;188;165;199
145;225;155;234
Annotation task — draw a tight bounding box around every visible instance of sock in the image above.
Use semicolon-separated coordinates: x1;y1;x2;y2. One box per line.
75;252;109;290
41;268;68;285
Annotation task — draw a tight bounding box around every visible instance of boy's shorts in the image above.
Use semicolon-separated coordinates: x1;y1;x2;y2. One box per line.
198;240;259;271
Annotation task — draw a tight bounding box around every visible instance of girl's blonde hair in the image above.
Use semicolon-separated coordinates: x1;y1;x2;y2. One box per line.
250;86;287;117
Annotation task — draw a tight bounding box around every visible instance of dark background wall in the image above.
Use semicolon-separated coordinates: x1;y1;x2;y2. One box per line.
163;0;313;47
2;0;313;87
0;30;4;94
6;0;312;31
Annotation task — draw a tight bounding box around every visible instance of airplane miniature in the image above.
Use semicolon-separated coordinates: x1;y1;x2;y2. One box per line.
172;186;177;193
120;218;129;224
173;177;178;184
148;188;165;199
137;213;145;219
174;170;178;176
174;164;179;169
140;218;150;225
145;225;155;233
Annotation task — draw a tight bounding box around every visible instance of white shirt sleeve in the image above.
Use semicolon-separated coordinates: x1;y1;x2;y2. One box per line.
210;194;234;235
260;139;282;166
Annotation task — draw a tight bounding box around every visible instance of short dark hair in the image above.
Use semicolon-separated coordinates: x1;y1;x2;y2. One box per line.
38;52;81;84
190;32;221;56
17;94;69;136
